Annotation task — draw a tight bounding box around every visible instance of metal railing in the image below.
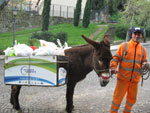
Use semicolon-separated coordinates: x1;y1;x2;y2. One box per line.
37;3;84;19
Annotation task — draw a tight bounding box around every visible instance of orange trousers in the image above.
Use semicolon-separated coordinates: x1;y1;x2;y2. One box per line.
110;79;139;113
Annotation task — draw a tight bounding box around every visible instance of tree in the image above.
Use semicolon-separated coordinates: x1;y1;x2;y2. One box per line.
0;0;10;11
82;0;91;28
91;0;104;10
105;0;127;15
90;0;104;21
135;0;150;42
42;0;51;31
122;0;150;42
73;0;82;26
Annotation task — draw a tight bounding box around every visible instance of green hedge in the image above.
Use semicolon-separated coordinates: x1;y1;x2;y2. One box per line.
30;31;68;45
110;24;150;40
114;24;129;40
146;27;150;38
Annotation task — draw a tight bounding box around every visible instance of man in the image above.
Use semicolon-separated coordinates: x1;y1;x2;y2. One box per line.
110;27;148;113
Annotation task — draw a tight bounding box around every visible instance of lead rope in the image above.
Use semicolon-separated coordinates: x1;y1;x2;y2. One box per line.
141;66;150;86
111;67;150;86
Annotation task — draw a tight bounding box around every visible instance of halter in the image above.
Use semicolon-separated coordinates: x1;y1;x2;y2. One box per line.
93;65;111;79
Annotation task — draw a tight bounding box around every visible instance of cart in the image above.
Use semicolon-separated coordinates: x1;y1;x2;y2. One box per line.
4;55;69;87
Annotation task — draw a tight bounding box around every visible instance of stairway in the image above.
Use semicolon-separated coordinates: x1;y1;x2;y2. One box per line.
105;26;115;43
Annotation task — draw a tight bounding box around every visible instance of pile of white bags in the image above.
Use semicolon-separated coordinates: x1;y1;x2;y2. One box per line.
4;44;33;57
4;39;71;56
33;39;71;56
14;44;33;56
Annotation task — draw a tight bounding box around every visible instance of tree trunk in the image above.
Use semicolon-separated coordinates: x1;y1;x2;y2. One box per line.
143;21;147;43
42;0;51;31
126;13;134;41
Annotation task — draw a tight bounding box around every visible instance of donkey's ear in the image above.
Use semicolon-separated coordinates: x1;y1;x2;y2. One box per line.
103;35;110;46
81;34;100;49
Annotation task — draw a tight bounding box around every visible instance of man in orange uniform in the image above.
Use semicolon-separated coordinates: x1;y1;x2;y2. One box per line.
110;27;148;113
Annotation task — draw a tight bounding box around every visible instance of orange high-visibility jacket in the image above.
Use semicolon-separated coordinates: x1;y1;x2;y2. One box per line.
111;39;147;82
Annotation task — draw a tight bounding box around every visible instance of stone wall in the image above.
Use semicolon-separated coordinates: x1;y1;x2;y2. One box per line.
0;10;73;33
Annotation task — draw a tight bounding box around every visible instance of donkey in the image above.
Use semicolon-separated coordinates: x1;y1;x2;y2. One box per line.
10;34;112;113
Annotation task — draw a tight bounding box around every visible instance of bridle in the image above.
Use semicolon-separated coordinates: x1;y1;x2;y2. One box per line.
93;65;111;79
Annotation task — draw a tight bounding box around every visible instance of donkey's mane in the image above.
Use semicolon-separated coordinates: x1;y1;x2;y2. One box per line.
65;44;94;55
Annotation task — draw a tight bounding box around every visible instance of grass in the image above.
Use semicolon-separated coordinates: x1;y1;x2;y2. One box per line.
93;25;109;41
0;28;41;38
0;23;108;51
48;24;101;45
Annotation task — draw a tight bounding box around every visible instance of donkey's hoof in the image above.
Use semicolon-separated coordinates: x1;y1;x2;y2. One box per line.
66;105;74;113
13;105;21;111
10;100;14;105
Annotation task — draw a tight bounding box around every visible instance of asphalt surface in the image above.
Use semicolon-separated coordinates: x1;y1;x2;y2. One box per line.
0;45;150;113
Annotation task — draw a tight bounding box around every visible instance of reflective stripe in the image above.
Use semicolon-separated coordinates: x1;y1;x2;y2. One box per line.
118;70;141;79
123;42;143;64
112;59;119;63
117;71;132;79
124;106;131;112
119;65;141;72
112;101;120;107
114;53;122;60
122;59;141;64
111;107;119;112
126;101;133;107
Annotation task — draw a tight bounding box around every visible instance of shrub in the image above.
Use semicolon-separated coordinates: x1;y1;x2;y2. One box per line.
30;31;55;42
114;25;129;39
30;31;67;45
113;25;150;40
29;38;40;47
30;32;41;39
146;27;150;38
55;31;67;45
40;31;56;42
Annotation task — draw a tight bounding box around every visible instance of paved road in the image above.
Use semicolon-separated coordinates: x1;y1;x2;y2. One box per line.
0;46;150;113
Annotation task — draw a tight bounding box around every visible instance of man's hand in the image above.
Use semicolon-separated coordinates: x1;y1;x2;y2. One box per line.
142;62;149;71
110;69;117;76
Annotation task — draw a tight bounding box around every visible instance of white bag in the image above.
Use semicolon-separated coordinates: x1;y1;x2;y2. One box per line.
39;40;57;49
3;47;15;56
14;44;33;56
33;47;51;56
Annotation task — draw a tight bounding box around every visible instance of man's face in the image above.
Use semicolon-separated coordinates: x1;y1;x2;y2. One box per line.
131;31;142;42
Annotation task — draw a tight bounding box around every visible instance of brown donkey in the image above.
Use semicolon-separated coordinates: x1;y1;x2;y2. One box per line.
10;34;112;113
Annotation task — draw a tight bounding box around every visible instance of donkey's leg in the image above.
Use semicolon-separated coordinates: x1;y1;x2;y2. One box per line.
10;85;21;110
66;81;76;113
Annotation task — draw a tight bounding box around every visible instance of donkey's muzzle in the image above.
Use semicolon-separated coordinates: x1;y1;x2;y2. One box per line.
99;73;110;87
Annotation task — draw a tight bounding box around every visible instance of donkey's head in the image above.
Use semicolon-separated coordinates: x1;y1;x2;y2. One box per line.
82;34;112;87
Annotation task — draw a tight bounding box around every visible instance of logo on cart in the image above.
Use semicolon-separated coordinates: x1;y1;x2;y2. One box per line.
59;67;67;77
20;66;36;75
